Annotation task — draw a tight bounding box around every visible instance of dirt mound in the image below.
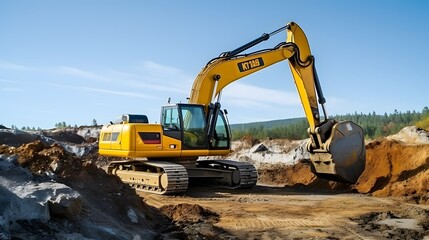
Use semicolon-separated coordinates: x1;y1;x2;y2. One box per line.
0;129;40;146
240;135;260;147
354;139;429;204
258;162;314;186
257;128;429;203
258;161;350;191
42;129;86;144
0;128;93;150
159;203;236;239
160;203;219;223
8;141;79;175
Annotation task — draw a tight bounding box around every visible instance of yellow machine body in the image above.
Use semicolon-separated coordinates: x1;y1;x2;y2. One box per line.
99;123;230;159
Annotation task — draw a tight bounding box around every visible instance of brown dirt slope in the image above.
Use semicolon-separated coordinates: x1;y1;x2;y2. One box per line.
258;137;429;204
258;161;350;191
160;203;219;223
354;139;429;203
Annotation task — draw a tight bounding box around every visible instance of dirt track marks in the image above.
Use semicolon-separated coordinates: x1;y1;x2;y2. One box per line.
228;218;332;228
140;185;429;239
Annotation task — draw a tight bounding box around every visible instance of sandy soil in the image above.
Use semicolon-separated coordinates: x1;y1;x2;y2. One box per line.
143;185;429;239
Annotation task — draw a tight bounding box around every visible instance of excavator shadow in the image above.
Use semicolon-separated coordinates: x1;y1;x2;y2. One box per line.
181;184;356;198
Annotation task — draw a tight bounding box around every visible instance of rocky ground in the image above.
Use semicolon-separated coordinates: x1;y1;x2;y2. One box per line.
0;128;179;239
0;126;428;239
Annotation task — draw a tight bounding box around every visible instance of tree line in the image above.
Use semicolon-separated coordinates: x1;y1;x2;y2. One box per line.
231;107;429;140
7;119;99;131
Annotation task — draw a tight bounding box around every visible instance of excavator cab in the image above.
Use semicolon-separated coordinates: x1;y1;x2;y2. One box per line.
308;120;366;183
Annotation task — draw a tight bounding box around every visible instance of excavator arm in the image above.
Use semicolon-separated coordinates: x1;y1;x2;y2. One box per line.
190;22;321;131
189;22;366;183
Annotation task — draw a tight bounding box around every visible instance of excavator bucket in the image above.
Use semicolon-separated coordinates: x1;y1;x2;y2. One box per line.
309;121;366;183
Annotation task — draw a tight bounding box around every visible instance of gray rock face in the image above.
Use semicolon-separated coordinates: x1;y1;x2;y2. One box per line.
0;155;82;232
49;192;82;220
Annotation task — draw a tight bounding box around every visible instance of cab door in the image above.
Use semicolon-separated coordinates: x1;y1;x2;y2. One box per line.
209;110;230;149
179;104;207;149
161;106;182;141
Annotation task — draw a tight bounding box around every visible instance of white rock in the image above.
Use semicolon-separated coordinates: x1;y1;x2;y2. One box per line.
386;126;429;144
127;208;138;223
77;127;101;139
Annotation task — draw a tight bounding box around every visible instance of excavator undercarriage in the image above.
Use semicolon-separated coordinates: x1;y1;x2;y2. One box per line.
107;159;257;195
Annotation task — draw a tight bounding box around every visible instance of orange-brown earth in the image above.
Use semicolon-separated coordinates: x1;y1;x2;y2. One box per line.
257;138;429;204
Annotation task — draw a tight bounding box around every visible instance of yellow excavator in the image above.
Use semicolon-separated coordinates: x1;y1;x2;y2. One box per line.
99;22;366;194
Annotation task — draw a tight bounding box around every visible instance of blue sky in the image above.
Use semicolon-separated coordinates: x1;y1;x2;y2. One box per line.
1;1;428;129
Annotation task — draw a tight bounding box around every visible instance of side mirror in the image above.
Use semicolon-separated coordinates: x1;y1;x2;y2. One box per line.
224;109;228;115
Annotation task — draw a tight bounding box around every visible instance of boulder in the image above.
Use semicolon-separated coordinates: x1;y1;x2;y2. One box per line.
0;155;82;226
49;192;82;220
253;144;268;153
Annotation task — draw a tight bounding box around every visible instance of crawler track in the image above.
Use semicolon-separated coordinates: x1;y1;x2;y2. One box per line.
108;159;257;194
108;160;188;195
195;160;258;188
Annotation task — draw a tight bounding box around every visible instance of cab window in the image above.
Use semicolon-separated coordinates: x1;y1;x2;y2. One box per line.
211;111;230;148
162;107;181;130
181;105;206;148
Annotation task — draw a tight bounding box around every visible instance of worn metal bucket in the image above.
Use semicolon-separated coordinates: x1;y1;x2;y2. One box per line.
309;121;366;183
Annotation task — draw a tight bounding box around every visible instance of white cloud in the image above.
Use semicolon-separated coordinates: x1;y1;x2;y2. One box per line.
125;80;189;94
323;96;355;115
1;87;23;92
105;62;193;95
140;61;184;77
222;83;300;108
108;70;141;78
58;66;106;81
139;61;193;85
0;79;16;83
0;62;34;71
52;61;194;93
79;86;155;99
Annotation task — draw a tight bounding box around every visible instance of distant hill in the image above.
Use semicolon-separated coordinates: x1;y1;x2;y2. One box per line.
230;117;305;131
230;107;429;140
